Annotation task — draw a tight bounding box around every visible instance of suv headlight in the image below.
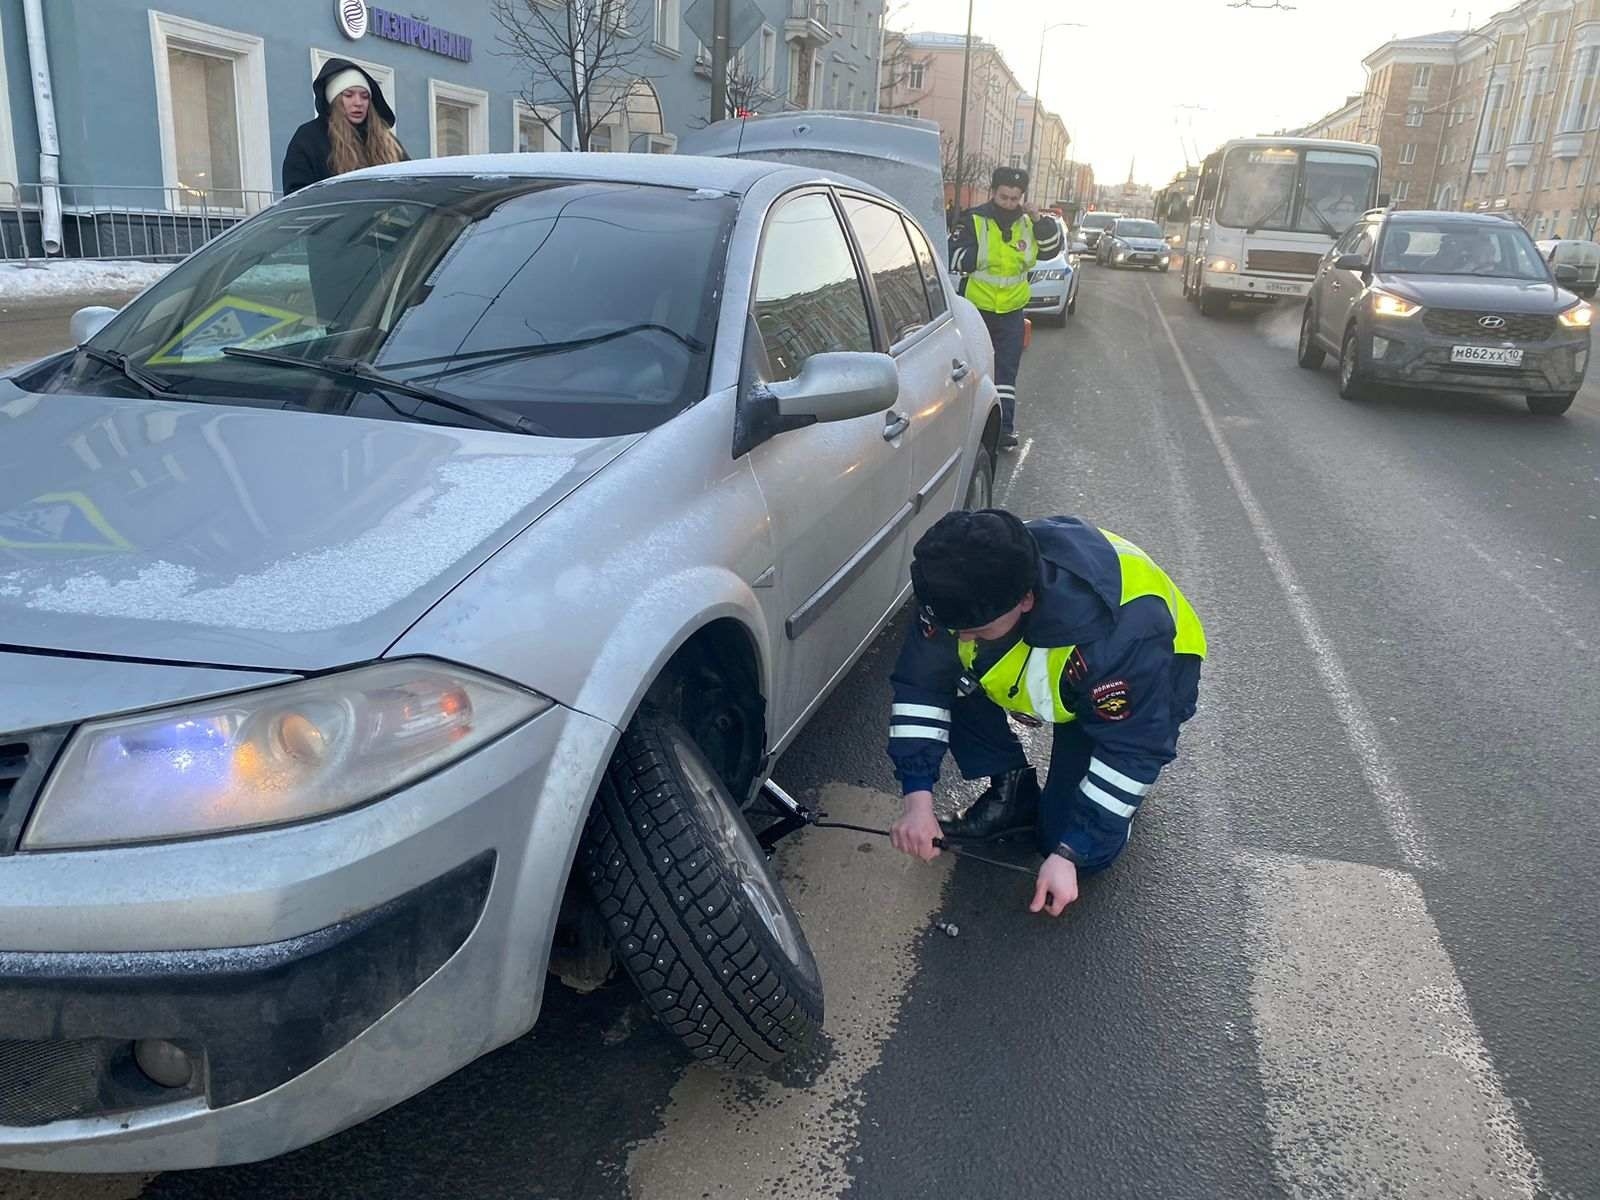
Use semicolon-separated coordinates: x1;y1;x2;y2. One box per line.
1370;287;1421;318
23;660;549;849
1558;301;1594;328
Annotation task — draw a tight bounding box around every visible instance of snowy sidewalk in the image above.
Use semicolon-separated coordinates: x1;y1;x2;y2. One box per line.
0;259;171;370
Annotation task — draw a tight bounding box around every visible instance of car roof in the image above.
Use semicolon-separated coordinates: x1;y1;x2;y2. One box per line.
1380;209;1524;228
337;151;807;195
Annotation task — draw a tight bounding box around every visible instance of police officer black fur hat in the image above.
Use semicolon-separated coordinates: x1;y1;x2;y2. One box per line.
991;165;1030;193
911;509;1040;630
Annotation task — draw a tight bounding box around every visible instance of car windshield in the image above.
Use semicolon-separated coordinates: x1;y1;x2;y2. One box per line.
1116;220;1163;238
1217;146;1376;235
28;176;737;438
1082;214;1119;228
1376;221;1549;280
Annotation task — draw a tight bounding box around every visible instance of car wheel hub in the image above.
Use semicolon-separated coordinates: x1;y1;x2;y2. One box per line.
672;737;806;965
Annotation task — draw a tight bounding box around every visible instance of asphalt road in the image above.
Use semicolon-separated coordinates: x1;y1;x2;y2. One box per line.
5;262;1597;1199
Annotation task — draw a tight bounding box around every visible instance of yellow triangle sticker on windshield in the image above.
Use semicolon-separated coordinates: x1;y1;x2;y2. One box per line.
0;490;133;553
148;296;308;366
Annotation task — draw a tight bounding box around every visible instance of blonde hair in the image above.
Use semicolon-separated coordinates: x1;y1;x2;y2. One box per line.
327;109;405;178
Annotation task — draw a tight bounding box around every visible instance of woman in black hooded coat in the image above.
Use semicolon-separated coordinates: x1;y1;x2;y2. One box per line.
281;58;408;193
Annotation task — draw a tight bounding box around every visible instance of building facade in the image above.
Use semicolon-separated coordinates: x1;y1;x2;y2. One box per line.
1298;94;1369;144
0;0;882;206
878;31;1026;209
1009;96;1071;207
1295;0;1600;239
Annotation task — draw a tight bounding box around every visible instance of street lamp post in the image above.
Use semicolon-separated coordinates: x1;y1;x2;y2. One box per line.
953;0;976;212
1024;22;1085;186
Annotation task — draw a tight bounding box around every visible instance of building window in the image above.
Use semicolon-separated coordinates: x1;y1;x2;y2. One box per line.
149;11;271;209
655;0;679;51
1400;143;1417;164
1405;102;1423;127
909;63;925;90
1393;180;1409;201
759;25;778;93
846;82;855;111
1414;64;1431;89
514;101;563;152
589;122;614;153
905;107;919;119
429;80;489;158
0;8;19;185
647;133;677;154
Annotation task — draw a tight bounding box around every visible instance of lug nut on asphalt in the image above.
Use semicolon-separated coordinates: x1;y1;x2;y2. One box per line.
934;921;959;938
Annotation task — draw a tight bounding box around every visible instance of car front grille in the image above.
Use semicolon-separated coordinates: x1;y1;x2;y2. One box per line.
1245;249;1322;276
1422;309;1557;341
0;727;70;854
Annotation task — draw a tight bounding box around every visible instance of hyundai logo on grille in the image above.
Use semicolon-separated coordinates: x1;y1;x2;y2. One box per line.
1478;315;1507;330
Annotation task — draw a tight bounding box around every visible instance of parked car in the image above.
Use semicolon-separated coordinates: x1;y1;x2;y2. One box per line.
1027;239;1087;324
1073;211;1122;254
1534;238;1600;298
1098;218;1172;270
0;117;1002;1172
1297;209;1592;415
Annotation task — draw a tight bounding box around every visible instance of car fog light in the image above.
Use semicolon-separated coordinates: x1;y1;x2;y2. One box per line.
134;1039;194;1088
1371;336;1390;360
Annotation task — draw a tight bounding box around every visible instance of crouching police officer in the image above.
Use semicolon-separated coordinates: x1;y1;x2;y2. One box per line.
886;510;1206;915
949;166;1061;449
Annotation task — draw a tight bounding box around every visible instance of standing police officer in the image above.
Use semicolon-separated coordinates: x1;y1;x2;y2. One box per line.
885;510;1206;915
949;167;1061;450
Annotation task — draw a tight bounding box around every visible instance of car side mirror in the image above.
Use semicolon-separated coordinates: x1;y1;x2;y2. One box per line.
70;306;119;344
1334;253;1368;273
1554;264;1581;285
770;352;898;424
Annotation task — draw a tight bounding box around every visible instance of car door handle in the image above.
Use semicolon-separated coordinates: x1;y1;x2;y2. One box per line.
950;359;970;381
883;411;910;440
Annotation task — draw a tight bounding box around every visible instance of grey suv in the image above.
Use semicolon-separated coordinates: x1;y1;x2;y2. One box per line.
1297;209;1593;415
0;117;1001;1171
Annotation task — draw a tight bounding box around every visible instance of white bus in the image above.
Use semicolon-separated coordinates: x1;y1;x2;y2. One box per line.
1181;137;1383;317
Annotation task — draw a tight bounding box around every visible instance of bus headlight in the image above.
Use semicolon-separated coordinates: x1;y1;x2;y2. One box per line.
1208;258;1237;273
1370;288;1421;318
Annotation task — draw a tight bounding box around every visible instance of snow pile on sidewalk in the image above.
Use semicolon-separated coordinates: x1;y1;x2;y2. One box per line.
0;258;173;303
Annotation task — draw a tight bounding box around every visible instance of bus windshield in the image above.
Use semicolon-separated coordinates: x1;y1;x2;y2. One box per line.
1216;146;1377;236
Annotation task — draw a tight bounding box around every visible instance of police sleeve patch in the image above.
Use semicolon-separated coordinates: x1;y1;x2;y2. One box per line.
1091;679;1132;721
1064;647;1090;685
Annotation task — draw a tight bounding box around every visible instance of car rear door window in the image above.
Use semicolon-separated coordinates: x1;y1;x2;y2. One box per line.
753;192;874;381
841;196;934;346
904;218;950;320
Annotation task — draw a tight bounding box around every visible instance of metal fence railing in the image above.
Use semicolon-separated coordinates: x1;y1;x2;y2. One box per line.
1;182;280;265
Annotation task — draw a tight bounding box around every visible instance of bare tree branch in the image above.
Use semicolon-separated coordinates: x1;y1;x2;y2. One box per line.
492;0;662;151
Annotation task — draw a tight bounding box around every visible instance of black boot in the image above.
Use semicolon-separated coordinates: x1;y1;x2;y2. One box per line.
942;767;1041;842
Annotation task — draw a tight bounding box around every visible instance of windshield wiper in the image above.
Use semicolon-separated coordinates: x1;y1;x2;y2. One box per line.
79;346;178;399
1301;201;1338;237
384;323;708;382
219;347;551;436
1245;197;1291;235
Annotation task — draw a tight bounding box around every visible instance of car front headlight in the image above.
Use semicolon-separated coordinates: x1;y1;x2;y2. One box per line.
1208;258;1237;273
23;660;550;849
1370;287;1421;318
1558;301;1594;328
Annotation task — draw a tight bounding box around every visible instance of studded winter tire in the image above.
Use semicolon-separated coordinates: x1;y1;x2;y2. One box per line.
582;709;823;1068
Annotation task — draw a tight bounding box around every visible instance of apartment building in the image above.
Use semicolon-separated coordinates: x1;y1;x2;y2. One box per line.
878;30;1027;208
1298;94;1366;143
1296;0;1600;239
1011;96;1071;205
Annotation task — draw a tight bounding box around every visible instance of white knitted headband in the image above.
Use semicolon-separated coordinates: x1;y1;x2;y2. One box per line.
324;69;370;108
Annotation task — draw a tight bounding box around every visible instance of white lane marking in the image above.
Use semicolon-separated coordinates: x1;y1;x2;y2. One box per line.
1456;533;1591;654
1000;437;1034;503
1242;852;1546;1200
626;783;952;1199
1145;283;1436;872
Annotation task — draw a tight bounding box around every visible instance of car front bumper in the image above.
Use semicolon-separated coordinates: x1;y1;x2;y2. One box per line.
1358;321;1589;396
0;700;617;1172
1026;277;1070;315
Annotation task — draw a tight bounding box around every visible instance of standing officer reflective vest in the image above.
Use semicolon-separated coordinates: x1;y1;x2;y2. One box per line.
885;510;1206;916
949;166;1061;450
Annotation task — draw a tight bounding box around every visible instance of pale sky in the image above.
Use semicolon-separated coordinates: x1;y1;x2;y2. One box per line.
895;0;1475;186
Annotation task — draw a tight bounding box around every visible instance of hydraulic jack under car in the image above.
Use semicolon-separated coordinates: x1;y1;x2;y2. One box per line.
754;779;1036;879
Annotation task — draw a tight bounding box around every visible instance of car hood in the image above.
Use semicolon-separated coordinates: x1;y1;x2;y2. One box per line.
1376;273;1572;313
0;386;635;671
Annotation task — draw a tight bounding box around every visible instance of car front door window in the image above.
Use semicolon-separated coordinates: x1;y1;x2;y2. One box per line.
752;193;874;381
